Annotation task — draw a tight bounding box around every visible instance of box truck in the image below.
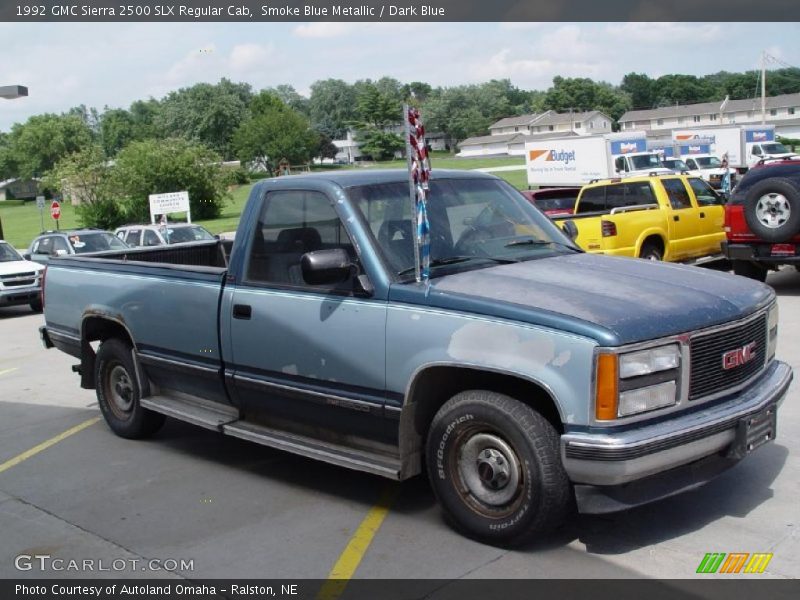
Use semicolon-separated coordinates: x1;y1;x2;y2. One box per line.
672;125;795;170
647;138;730;188
525;132;670;187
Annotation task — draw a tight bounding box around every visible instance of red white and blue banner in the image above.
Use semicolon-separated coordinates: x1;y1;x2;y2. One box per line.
405;106;431;282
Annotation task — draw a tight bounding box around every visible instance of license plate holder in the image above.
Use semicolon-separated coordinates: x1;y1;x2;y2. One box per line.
728;405;777;459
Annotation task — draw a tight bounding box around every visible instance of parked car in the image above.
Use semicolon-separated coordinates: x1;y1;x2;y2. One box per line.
558;174;726;263
519;187;580;217
25;230;129;264
40;169;790;545
723;158;800;281
114;223;216;247
0;240;45;311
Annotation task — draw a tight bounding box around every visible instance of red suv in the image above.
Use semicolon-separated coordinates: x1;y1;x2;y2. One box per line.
723;158;800;280
520;187;580;217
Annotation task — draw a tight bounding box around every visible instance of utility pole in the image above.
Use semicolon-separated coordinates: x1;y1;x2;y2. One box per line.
761;50;767;124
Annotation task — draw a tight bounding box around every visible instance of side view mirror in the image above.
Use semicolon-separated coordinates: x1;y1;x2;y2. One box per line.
301;248;352;286
562;220;579;241
22;253;31;261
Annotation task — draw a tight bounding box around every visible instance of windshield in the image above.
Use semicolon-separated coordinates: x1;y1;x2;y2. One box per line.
68;232;129;253
0;242;23;262
762;142;789;154
163;225;215;244
630;154;664;170
694;156;722;168
665;159;689;171
349;178;577;279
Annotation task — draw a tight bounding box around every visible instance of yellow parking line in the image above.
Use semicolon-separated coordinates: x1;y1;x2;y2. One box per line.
0;368;18;377
317;483;400;600
0;417;101;475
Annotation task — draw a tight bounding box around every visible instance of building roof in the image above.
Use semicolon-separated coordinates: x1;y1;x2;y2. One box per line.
619;92;800;123
457;133;526;148
522;131;581;142
488;113;542;130
532;111;608;126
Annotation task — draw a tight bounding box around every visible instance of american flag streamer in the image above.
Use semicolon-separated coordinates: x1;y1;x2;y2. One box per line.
405;106;431;282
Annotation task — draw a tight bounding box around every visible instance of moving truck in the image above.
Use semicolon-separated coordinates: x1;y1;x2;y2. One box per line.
525;132;670;187
648;139;731;189
673;125;795;170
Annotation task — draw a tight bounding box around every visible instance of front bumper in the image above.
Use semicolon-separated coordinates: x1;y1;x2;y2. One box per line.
561;360;791;511
0;286;40;306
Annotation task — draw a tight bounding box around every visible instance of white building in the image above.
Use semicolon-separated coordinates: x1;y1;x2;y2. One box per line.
459;110;612;156
619;93;800;139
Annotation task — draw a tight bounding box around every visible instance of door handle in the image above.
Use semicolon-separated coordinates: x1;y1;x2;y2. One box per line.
673;215;680;222
700;212;706;218
233;304;252;320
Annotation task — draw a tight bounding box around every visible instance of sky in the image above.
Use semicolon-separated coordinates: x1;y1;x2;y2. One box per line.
1;21;799;131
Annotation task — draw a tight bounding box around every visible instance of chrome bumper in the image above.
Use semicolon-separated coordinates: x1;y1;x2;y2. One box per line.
561;360;791;487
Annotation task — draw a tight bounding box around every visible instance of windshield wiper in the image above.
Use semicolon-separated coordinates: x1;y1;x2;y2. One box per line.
396;255;516;277
504;238;578;251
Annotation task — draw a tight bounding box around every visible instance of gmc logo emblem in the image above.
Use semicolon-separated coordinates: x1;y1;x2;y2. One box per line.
722;342;757;370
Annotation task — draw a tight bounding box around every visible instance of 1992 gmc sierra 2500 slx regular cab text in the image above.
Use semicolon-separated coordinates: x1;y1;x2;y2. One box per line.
39;170;791;545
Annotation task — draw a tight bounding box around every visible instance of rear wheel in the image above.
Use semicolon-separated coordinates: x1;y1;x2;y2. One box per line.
95;338;165;439
732;260;768;282
639;242;663;261
425;390;570;546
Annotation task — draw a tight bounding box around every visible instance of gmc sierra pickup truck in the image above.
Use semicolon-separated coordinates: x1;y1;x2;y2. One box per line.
40;170;791;545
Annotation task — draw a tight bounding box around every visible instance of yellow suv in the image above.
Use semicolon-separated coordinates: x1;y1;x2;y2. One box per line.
559;174;726;263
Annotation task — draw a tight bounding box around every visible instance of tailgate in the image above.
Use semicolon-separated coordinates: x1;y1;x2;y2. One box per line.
555;214;605;253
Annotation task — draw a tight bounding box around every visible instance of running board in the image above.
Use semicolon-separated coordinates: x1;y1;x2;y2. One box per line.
223;421;403;480
140;394;239;431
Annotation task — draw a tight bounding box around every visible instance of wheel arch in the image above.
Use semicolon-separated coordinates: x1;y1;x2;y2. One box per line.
637;231;666;259
397;364;565;477
79;312;137;390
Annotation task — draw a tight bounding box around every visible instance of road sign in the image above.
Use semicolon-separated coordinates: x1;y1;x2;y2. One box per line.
36;195;45;209
50;201;61;220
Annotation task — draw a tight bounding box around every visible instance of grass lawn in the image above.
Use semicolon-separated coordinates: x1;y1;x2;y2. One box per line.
0;158;531;246
0;200;81;249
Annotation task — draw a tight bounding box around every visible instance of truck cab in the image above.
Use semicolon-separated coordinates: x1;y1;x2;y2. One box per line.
749;141;796;167
681;154;732;189
613;152;672;178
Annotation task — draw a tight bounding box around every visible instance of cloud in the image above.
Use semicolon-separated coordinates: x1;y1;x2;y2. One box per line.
229;43;275;72
293;23;356;38
604;22;723;44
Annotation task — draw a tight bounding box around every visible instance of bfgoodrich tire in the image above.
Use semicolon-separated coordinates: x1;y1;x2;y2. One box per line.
425;390;571;546
95;338;165;439
743;178;800;242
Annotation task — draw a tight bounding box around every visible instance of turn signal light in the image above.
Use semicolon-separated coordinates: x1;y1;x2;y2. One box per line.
595;353;618;420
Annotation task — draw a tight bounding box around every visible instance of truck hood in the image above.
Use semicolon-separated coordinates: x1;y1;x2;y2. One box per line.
426;253;773;346
0;260;44;276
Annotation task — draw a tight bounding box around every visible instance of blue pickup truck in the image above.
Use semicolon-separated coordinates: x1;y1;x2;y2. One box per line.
40;170;791;545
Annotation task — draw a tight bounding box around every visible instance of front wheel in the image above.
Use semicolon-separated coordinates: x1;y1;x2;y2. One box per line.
95;338;165;439
425;390;571;546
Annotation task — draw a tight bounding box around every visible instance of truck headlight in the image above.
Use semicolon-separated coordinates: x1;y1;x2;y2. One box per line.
768;303;778;362
595;344;681;420
619;344;680;378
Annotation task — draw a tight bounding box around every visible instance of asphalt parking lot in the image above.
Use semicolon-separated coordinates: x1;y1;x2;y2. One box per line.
0;268;798;584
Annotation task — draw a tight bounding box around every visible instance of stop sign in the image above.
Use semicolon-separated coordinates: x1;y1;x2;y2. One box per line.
50;201;61;220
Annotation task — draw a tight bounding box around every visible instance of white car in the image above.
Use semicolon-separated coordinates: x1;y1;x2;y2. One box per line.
0;240;45;312
114;223;216;247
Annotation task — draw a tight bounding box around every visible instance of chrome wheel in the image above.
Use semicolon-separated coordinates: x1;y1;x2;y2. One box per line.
755;193;791;229
458;432;522;508
107;364;134;417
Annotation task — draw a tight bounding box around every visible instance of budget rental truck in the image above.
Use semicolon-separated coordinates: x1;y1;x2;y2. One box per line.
39;169;790;546
673;125;795;171
525;132;671;188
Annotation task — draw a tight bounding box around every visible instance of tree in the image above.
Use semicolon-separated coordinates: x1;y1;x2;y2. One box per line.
45;145;120;229
100;108;136;157
308;79;358;139
7;113;94;179
543;76;631;121
157;79;252;159
233;92;319;172
352;83;404;160
621;73;656;109
270;84;309;115
111;138;229;222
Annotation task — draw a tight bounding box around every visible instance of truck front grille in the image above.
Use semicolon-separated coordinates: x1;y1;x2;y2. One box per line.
0;272;37;287
689;313;767;400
